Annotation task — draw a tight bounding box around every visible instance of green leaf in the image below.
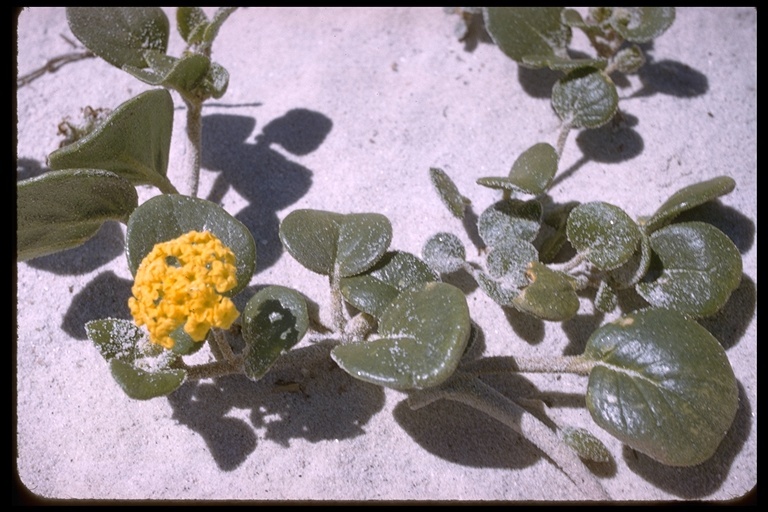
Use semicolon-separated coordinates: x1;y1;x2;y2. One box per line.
477;143;558;196
584;308;738;466
486;239;539;286
605;230;652;290
242;286;309;381
331;282;471;390
47;89;174;191
594;280;618;314
477;199;542;247
422;232;466;274
279;209;392;278
202;8;238;46
612;45;646;74
552;68;618;129
430;167;468;219
522;54;608;72
177;7;209;43
123;52;210;94
560;427;612;463
483;7;571;63
341;251;438;318
641;176;736;234
512;262;579;321
17;169;138;261
110;359;186;400
125;194;256;296
608;7;676;43
86;319;185;400
567;201;641;271
66;7;169;69
636;222;742;317
538;201;579;263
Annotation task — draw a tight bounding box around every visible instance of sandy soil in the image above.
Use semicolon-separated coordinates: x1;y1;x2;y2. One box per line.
15;7;756;503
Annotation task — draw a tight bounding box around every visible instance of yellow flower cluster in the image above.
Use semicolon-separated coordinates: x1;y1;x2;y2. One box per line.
128;230;240;349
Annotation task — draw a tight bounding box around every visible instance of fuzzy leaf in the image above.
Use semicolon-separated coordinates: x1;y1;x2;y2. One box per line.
608;7;676;43
123;52;210;93
612;45;646;74
422;232;466;274
17;169;137;261
512;262;579;321
125;194;256;296
636;222;742;317
86;319;184;400
177;7;209;43
478;199;542;247
47;89;174;190
567;201;641;270
486;239;538;286
430;167;468;219
331;282;471;390
522;54;607;72
242;286;308;381
341;251;438;318
560;427;612;463
642;176;736;234
477;143;558;196
552;68;618;129
584;308;738;466
279;209;392;278
483;7;571;63
66;7;169;69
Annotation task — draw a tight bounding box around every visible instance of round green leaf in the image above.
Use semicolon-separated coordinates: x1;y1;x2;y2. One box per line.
279;209;392;278
242;286;309;381
478;199;542;247
612;45;646;74
123;52;210;94
430;167;467;219
478;143;558;196
636;222;742;317
512;262;579;321
125;194;256;296
17;169;138;261
486;239;538;286
567;201;641;270
422;232;466;274
86;318;151;362
110;359;186;400
483;7;571;63
47;89;174;191
584;308;738;466
642;176;736;234
177;7;209;43
331;282;471;390
341;251;438;318
552;68;618;129
608;7;675;43
66;7;169;69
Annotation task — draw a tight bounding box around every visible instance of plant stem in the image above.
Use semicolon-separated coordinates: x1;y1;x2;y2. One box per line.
556;121;573;160
462;355;594;377
330;267;347;337
409;373;609;500
182;98;203;198
181;356;244;380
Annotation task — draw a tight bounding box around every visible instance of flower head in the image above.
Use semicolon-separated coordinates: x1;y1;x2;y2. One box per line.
128;230;240;349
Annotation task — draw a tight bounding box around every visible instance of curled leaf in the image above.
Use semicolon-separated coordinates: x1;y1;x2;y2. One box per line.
430;167;468;219
552;68;618;129
478;199;542;247
483;7;571;63
422;232;466;274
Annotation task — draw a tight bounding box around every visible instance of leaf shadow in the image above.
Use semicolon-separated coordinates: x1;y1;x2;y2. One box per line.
166;341;385;471
61;270;133;339
202;109;333;273
622;381;752;499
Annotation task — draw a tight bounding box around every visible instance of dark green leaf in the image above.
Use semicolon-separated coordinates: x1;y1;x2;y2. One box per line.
279;209;392;278
483;7;571;63
66;7;169;69
478;199;542;247
642;176;736;234
594;280;618;314
560;427;612;463
86;318;149;361
430;167;468;219
422;232;466;274
331;282;471;390
242;286;309;380
538;201;579;263
606;230;652;290
341;251;438;318
612;45;646;74
608;7;676;43
584;308;738;466
552;68;618;129
486;239;538;286
110;359;186;400
125;194;256;296
512;262;579;321
202;8;238;45
48;89;174;191
123;52;210;93
567;201;641;270
17;169;137;261
522;54;607;72
636;222;742;317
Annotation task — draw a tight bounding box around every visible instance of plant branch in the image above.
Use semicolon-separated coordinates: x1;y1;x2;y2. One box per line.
408;373;609;500
461;355;594;377
182;98;203;197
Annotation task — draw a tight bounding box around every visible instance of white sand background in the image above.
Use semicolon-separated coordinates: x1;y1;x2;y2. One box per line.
15;7;756;503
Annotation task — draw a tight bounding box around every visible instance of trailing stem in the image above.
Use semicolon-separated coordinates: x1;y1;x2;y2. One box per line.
182;98;203;197
409;373;609;500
